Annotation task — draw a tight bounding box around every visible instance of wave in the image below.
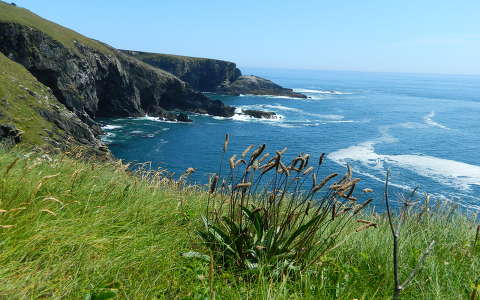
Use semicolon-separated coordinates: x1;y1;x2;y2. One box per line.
135;115;190;124
423;112;450;130
294;88;352;95
261;104;345;120
328;123;480;191
239;94;299;100
101;125;122;130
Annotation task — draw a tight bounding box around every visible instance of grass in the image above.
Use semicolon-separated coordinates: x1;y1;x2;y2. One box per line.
0;1;112;55
0;52;67;146
0;146;479;299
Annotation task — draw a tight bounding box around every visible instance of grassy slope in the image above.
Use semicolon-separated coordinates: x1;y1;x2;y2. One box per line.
0;149;478;299
0;1;112;55
0;52;66;146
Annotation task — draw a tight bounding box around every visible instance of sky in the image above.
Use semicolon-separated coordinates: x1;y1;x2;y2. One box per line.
12;0;480;75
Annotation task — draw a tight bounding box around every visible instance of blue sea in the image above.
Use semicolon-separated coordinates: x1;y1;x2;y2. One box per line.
99;68;480;210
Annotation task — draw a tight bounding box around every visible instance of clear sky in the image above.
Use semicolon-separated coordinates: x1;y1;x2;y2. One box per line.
12;0;480;75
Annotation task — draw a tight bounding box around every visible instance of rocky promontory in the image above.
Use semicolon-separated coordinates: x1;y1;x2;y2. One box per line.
121;51;307;99
217;75;307;98
0;2;286;153
0;1;237;151
121;50;241;92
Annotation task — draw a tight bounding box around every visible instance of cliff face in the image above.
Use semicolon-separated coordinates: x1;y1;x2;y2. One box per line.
0;22;234;125
121;50;242;92
0;51;106;154
123;50;306;99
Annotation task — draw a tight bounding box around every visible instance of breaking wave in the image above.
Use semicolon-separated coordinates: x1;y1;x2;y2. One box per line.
328;123;480;192
423;111;450;130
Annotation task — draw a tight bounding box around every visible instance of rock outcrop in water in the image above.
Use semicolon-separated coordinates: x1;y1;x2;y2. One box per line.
217;75;307;99
242;110;278;119
121;51;307;99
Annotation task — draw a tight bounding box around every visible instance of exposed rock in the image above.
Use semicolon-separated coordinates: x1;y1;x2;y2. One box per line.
121;50;241;92
242;110;277;119
0;124;23;144
0;22;236;126
217;76;307;99
176;112;192;123
121;51;307;99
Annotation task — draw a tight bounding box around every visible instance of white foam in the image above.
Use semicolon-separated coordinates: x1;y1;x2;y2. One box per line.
423;112;450;130
261;104;345;120
294;88;352;95
329;128;480;191
263;104;301;112
101;125;122;130
136;115;186;124
212;116;229;120
231;112;284;122
325;120;355;123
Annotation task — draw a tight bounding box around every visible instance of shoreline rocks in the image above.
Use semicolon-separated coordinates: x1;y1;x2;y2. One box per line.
216;75;307;99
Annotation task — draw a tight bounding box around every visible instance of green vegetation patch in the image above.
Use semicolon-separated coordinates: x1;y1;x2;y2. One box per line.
127;50;232;65
0;52;65;146
0;1;112;55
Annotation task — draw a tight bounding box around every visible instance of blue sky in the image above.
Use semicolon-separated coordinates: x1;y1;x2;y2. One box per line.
14;0;480;75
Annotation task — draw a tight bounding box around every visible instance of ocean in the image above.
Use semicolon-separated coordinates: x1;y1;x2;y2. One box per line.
99;68;480;210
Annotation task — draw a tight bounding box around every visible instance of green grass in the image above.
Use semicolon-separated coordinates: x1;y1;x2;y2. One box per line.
0;1;112;55
0;148;479;299
0;52;68;146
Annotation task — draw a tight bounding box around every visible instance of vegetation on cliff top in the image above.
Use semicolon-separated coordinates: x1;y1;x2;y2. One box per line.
0;1;112;54
0;146;478;299
123;50;234;65
0;52;65;146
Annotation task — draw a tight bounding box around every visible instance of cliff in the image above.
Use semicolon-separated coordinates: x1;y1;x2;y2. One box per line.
0;52;106;153
121;50;242;92
0;2;235;132
122;50;306;98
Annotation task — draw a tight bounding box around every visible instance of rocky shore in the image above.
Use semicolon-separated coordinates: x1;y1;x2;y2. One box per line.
0;1;301;153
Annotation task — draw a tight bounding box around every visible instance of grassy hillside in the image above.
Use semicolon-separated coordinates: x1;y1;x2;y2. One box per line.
0;148;478;299
0;1;112;54
0;52;65;146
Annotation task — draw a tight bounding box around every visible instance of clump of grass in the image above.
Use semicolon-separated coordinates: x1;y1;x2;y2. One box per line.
197;137;374;275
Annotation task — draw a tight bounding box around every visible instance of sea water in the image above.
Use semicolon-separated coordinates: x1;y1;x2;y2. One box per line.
99;68;480;210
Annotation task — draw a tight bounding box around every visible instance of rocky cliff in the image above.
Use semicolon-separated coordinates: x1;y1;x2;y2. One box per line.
216;75;307;98
122;50;306;99
0;51;106;154
0;2;235;142
121;50;242;92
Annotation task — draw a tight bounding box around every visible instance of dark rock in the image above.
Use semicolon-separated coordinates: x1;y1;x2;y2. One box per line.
176;112;192;123
217;75;307;99
121;50;242;92
121;50;306;99
0;124;23;143
242;110;278;119
0;22;236;127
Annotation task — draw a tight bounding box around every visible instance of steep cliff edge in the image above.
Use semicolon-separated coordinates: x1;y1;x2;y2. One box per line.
0;2;235;128
122;50;306;99
0;52;106;153
121;50;241;92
